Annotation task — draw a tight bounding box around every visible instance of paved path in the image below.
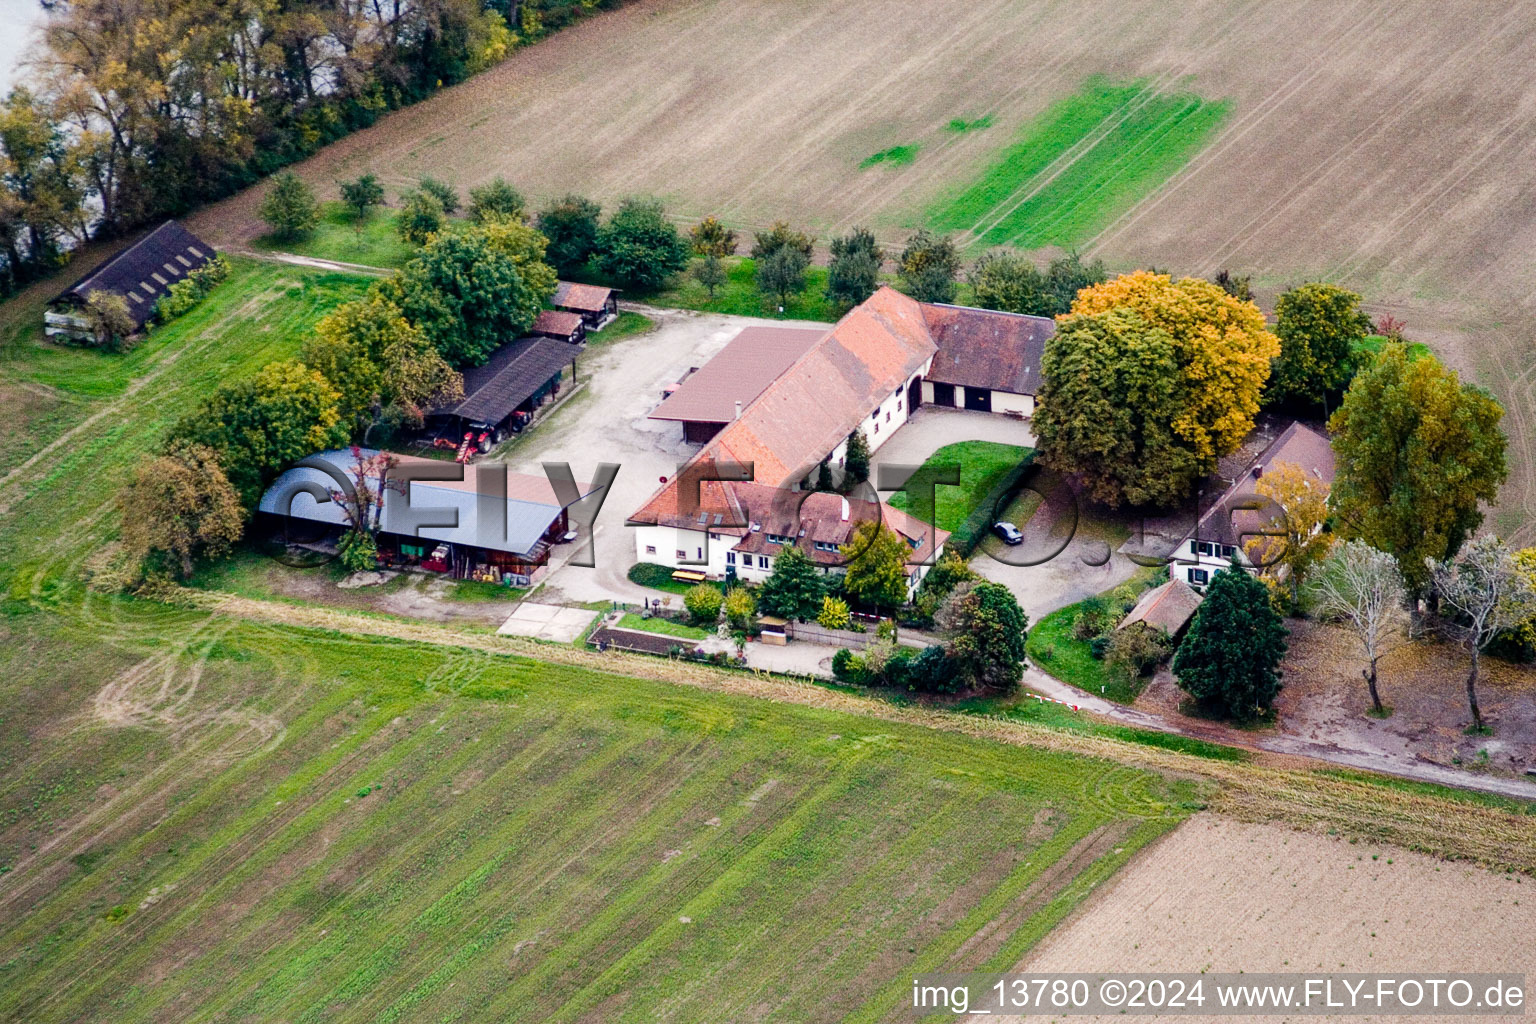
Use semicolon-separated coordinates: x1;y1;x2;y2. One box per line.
1021;665;1536;800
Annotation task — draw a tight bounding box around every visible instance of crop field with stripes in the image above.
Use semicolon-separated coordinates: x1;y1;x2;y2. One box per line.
928;78;1228;251
0;605;1195;1023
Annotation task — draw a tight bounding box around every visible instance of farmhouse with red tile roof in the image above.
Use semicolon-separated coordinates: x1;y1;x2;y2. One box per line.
628;286;1045;594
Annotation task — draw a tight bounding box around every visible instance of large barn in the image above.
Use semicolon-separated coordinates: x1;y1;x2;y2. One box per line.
45;220;216;339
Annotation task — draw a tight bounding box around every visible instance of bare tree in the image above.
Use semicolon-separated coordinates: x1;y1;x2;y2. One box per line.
1308;540;1408;714
1426;535;1536;731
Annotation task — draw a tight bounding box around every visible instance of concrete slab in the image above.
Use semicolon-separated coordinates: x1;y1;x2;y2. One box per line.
497;603;596;642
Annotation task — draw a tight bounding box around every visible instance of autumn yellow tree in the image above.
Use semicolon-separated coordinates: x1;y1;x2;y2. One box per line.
1070;271;1280;469
1244;461;1334;607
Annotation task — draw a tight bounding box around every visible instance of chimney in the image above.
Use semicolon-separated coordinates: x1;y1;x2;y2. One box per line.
734;399;743;420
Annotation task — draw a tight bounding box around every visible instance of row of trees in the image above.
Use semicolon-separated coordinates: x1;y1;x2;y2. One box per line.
683;214;1109;314
0;0;624;297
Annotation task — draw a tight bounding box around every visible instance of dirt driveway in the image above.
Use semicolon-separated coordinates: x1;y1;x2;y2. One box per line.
503;304;831;605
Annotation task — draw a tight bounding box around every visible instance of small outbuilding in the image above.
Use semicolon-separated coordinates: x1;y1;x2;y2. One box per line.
530;309;586;345
46;220;216;339
1118;578;1205;643
553;281;619;329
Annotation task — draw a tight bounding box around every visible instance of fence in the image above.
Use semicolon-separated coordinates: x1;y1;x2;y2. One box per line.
788;622;925;649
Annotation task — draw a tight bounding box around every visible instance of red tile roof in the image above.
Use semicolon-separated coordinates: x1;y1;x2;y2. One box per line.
532;309;584;338
553;281;615;313
630;287;938;527
649;326;826;424
701;481;949;567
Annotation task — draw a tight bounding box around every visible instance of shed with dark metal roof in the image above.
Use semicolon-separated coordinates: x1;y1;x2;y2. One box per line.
430;336;579;431
50;220;216;330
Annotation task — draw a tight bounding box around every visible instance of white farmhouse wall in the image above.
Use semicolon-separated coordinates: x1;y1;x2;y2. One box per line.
991;391;1034;417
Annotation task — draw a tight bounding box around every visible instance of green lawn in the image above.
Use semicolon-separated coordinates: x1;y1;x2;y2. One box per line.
1025;571;1164;704
617;611;712;639
645;256;845;322
627;562;728;597
930;76;1229;249
885;440;1032;532
587;309;656;345
0;257;371;597
251;202;422;269
1353;333;1433;363
0;605;1195;1023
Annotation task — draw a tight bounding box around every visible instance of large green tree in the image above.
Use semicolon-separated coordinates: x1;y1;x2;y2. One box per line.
1033;308;1196;507
1172;563;1288;721
594;197;691;290
934;580;1028;692
1268;282;1372;405
897;229;960;303
302;293;462;430
536;194;602;274
839;521;911;610
1328;343;1507;596
380;230;547;366
168;359;349;507
757;545;825;620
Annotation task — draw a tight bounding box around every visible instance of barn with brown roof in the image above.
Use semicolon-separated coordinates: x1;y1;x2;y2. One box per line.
919;303;1054;416
1118;578;1204;641
529;309;586;345
46;220;216;338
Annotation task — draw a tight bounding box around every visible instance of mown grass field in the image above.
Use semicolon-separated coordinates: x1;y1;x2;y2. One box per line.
251;202;420;269
930;77;1229;250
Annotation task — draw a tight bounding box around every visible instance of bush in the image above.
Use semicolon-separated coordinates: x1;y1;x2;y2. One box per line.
1103;622;1170;678
831;647;867;684
468;176;525;222
418;176;460;215
340;173;385;221
723;586;756;631
684;583;723;625
1072;596;1115;641
817;594;851;630
396;189;446;244
537;194;602;275
259;171;319;239
155;254;230;323
906;644;959;693
338;530;378;571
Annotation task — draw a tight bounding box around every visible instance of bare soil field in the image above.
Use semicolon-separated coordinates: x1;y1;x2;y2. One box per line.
1018;813;1535;1023
186;0;1536;541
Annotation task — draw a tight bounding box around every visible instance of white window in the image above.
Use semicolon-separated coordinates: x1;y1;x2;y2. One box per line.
646;545;656;555
758;556;769;569
726;552;735;565
1190;568;1210;586
676;550;686;560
